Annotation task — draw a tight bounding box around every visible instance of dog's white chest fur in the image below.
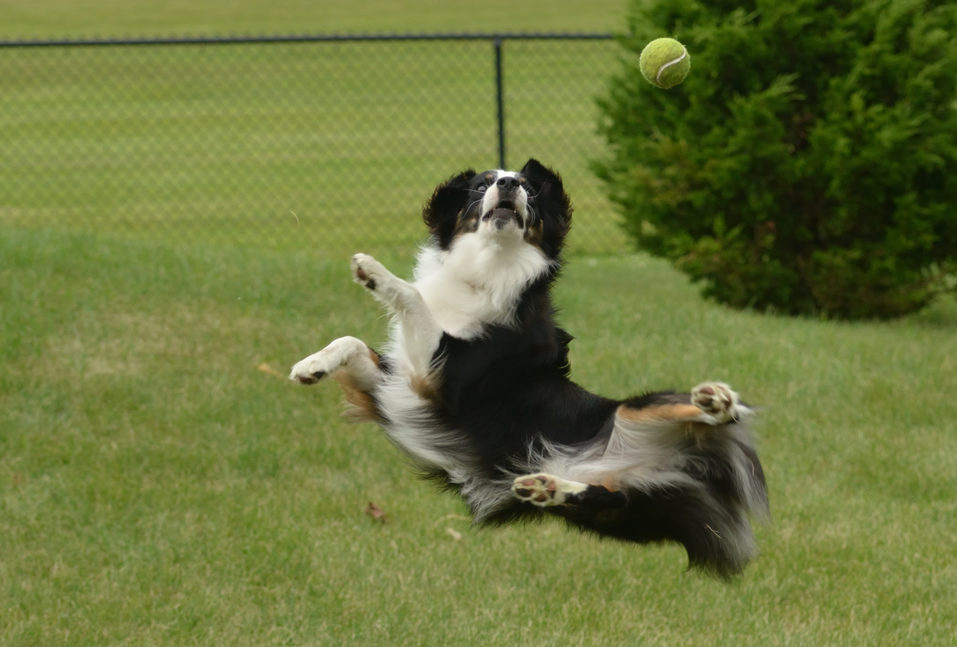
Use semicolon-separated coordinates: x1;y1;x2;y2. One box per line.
411;237;552;340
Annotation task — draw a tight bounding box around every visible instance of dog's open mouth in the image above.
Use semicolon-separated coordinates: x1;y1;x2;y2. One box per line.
483;201;523;230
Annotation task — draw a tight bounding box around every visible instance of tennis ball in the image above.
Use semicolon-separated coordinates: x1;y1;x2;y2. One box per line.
639;38;690;89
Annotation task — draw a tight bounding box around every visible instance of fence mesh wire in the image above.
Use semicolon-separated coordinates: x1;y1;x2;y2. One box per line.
0;35;629;256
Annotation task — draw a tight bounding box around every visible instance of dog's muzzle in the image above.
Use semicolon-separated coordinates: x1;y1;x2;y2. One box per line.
483;203;523;230
480;175;531;230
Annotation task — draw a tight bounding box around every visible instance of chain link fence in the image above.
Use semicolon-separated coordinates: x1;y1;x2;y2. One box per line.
0;34;629;256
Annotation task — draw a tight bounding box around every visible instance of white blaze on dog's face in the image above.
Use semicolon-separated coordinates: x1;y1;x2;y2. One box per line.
475;170;531;235
415;160;571;340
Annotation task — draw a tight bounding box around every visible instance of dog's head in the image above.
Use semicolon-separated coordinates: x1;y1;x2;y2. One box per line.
423;159;571;259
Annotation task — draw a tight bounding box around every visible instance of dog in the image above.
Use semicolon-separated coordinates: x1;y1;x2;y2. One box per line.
290;159;768;577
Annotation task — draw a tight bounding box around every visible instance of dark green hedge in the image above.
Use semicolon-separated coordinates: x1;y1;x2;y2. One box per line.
596;0;957;318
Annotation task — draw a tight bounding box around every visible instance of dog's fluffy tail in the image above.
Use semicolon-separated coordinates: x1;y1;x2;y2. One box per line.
540;418;769;578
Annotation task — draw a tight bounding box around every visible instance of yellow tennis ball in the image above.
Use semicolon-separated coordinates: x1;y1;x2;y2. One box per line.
639;37;691;89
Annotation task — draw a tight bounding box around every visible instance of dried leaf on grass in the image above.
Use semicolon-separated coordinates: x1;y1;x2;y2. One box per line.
365;501;387;522
257;362;285;379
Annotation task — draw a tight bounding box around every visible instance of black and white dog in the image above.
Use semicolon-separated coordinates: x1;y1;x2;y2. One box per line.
290;159;768;577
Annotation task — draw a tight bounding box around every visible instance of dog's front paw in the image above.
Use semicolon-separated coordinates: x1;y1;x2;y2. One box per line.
512;473;588;507
691;382;747;424
289;352;332;385
351;253;386;292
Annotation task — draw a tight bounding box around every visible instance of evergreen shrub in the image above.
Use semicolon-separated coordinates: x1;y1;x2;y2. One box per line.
596;0;957;318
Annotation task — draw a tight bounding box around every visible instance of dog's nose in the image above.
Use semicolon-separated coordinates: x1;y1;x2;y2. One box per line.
496;176;520;192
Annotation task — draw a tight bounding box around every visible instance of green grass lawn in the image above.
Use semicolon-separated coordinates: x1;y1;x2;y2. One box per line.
2;1;956;645
2;226;955;646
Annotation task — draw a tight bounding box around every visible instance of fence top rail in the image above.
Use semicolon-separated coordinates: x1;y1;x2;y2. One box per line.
0;31;616;48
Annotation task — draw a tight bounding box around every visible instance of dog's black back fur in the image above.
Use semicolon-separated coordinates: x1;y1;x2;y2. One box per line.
425;270;766;577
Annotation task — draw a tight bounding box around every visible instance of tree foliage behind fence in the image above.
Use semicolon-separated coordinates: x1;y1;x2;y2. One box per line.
0;34;627;256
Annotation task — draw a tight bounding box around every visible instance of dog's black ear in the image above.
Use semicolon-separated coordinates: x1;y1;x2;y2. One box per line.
520;159;558;186
521;159;571;255
424;169;476;247
521;159;569;217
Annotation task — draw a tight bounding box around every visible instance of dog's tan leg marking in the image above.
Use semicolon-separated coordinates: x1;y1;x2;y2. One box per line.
340;348;382;420
599;474;621;492
330;371;381;422
616;403;704;423
410;373;439;402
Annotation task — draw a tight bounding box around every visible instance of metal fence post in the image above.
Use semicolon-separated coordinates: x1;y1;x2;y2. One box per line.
494;37;506;170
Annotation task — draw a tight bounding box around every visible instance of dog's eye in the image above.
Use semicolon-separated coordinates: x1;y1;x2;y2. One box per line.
475;176;494;192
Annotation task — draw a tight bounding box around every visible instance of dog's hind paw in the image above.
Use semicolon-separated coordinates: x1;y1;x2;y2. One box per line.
512;473;588;507
691;382;747;424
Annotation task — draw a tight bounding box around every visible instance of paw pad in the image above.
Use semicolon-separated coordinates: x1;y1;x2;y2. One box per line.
350;253;379;291
512;473;587;507
513;475;556;504
292;370;325;385
354;266;375;290
691;382;740;423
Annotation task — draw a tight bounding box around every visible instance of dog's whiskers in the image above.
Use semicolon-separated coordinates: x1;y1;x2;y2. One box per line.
465;196;485;214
